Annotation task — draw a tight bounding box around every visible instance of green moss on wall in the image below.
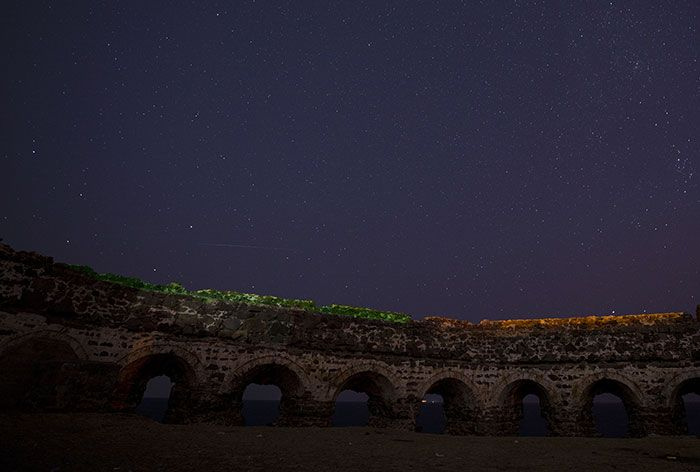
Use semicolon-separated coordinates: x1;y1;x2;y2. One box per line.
192;288;316;310
69;265;188;295
66;264;411;323
318;304;412;323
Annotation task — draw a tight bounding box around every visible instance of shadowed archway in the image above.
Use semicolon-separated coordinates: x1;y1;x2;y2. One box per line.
581;378;644;437
416;377;477;435
0;336;80;410
332;370;398;428
670;377;700;435
499;379;554;436
231;363;304;426
113;353;196;423
134;374;174;422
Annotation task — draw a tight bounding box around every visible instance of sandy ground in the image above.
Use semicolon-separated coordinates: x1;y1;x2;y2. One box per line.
1;413;699;472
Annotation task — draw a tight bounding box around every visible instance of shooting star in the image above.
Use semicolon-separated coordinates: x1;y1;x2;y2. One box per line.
199;242;296;252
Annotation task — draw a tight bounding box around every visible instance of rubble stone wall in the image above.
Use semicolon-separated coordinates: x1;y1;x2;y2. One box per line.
1;244;698;436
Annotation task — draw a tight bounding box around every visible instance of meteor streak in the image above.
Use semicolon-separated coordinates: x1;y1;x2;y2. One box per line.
198;242;295;252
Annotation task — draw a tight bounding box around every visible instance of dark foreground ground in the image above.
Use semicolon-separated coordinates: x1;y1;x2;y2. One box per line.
1;413;699;472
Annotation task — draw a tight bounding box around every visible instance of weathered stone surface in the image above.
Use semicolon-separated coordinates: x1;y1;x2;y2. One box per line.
0;243;698;436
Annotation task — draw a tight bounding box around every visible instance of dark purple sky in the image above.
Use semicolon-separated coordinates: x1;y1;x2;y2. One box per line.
2;1;698;321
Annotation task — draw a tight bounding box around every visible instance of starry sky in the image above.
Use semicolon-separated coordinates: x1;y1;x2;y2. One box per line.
2;1;698;322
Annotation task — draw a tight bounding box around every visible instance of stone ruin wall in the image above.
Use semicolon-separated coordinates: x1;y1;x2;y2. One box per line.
1;244;699;436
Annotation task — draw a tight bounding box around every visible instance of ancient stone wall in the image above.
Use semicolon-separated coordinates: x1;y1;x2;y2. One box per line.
1;244;698;436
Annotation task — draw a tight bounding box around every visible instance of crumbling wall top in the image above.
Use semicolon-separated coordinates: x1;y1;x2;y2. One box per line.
1;243;698;364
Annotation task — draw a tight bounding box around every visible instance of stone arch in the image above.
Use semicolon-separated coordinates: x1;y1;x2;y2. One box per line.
112;345;199;423
573;371;645;407
0;330;88;360
664;370;700;409
498;378;556;436
229;355;308;400
0;330;87;409
116;342;202;375
224;353;311;397
327;361;401;402
575;372;645;437
328;362;402;428
414;370;480;435
224;353;312;426
485;371;562;435
414;369;478;401
489;372;562;408
665;370;700;434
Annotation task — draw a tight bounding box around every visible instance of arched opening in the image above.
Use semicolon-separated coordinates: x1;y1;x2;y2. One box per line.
114;353;194;423
415;393;446;433
519;393;549;436
134;375;174;422
592;393;628;437
671;378;700;435
0;337;79;409
331;371;395;428
501;379;552;436
242;383;282;426
332;390;370;426
683;393;700;435
416;377;476;434
583;378;642;437
232;363;303;426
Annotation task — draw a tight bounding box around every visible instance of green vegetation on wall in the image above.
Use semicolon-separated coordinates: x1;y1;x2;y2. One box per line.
67;264;411;323
69;265;189;295
318;304;412;323
192;288;316;311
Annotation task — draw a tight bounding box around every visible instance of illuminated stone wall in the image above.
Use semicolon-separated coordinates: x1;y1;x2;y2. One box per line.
1;243;698;436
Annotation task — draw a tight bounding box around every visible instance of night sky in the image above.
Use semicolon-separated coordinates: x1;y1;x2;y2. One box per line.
2;1;698;322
